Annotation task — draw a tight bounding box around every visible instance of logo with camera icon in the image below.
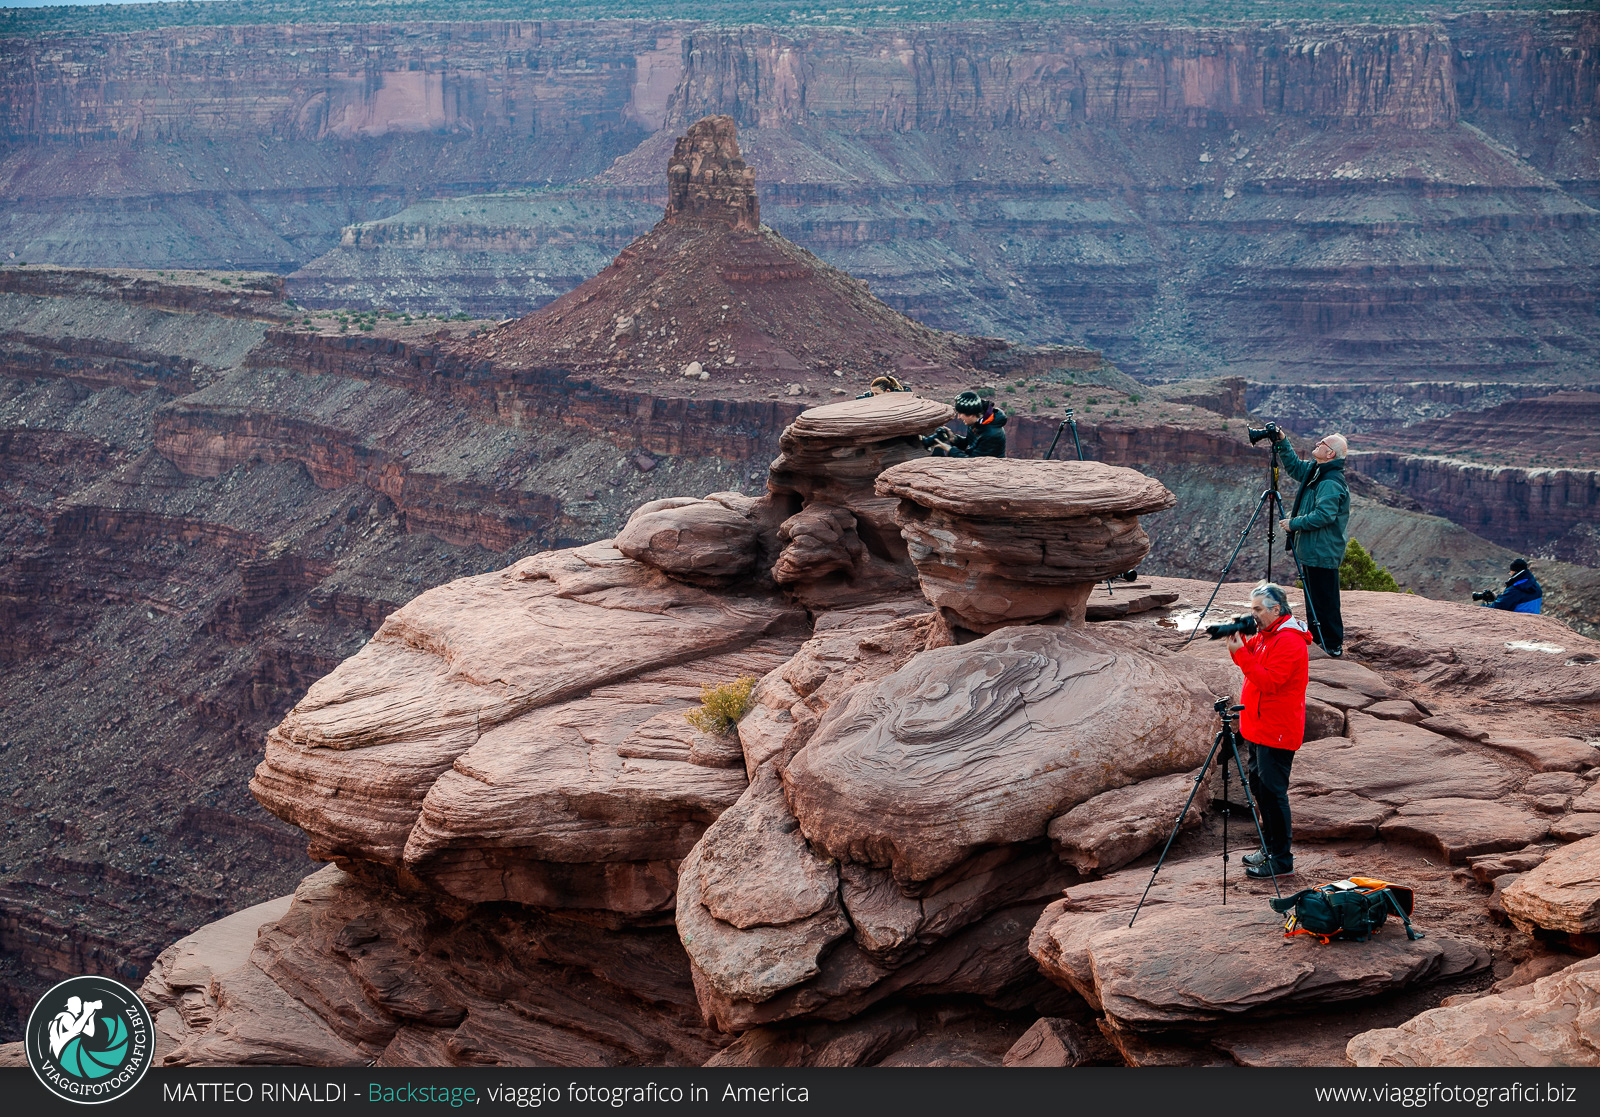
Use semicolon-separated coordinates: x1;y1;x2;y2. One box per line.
25;976;155;1104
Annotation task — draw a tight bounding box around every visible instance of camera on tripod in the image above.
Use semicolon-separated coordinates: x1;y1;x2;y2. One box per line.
1247;422;1284;445
1205;614;1258;641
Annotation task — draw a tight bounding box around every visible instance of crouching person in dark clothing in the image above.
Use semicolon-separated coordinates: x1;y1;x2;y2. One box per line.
923;391;1007;458
1482;558;1544;614
1227;582;1313;880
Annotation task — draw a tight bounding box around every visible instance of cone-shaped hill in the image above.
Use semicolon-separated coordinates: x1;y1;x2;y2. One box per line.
473;116;1011;397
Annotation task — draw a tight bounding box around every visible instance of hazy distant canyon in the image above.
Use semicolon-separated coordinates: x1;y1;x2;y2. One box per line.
3;12;1598;383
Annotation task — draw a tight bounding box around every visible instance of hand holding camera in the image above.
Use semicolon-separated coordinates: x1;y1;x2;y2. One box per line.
1247;421;1285;446
1205;614;1257;641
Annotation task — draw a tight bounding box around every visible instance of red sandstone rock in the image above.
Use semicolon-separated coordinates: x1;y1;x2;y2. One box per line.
1001;1017;1096;1067
1036;901;1486;1031
1304;696;1347;740
1365;699;1424;723
663;116;759;233
614;494;765;584
1294;718;1518;806
785;624;1222;884
252;542;804;870
875;458;1174;633
1378;798;1550;863
162;865;728;1067
1047;769;1209;875
402;644;794;914
766;395;953;607
1347;955;1600;1067
1501;834;1600;936
1481;736;1598;773
476;119;983;388
1290;790;1393;840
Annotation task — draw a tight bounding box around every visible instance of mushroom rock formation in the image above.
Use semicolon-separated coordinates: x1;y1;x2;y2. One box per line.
875;458;1175;635
663;115;759;233
766;394;955;607
251;540;807;907
614;492;769;586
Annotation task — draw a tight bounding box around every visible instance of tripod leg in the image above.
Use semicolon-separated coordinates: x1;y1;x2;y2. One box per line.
1228;729;1284;902
1181;490;1272;649
1129;730;1224;928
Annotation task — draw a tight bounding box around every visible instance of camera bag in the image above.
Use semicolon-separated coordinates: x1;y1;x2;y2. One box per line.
1269;877;1422;944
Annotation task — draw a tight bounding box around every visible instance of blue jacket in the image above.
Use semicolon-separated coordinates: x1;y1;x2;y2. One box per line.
1486;570;1543;613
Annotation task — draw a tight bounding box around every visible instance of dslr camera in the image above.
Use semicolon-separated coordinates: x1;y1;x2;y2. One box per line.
1471;589;1497;603
1205;614;1258;640
1247;421;1284;446
920;426;953;449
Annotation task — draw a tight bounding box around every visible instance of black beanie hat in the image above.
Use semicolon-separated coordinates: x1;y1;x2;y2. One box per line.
1510;558;1529;573
954;390;986;415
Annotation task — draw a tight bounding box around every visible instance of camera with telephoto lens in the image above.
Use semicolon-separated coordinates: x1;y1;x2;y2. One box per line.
920;426;953;449
1471;589;1497;603
1205;614;1258;640
1247;422;1283;445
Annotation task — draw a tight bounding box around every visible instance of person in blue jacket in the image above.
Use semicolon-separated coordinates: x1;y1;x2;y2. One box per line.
1482;558;1543;613
1270;430;1350;657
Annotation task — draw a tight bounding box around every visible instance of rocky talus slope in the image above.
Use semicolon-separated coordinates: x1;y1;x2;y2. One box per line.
132;394;1600;1067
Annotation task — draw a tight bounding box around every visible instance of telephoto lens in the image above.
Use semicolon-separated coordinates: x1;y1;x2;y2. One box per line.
1471;589;1496;602
1246;422;1282;445
1205;614;1259;640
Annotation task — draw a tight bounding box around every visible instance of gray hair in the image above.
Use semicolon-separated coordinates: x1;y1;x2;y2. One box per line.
1251;581;1291;616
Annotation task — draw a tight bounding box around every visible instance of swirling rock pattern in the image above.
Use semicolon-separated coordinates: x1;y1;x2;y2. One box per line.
784;624;1221;884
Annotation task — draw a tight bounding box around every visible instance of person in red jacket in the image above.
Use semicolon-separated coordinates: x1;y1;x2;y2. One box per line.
1226;581;1313;879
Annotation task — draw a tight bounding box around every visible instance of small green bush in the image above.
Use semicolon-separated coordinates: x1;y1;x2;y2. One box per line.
1340;539;1402;592
685;676;758;736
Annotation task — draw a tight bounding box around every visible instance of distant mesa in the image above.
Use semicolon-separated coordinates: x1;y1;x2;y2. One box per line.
468;115;994;391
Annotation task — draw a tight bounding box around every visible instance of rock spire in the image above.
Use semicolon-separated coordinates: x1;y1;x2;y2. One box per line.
663;115;760;233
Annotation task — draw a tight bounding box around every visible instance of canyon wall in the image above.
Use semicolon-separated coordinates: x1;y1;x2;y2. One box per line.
5;13;1597;387
664;23;1458;131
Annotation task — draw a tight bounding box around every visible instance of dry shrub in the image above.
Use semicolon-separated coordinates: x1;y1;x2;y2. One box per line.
685;676;758;736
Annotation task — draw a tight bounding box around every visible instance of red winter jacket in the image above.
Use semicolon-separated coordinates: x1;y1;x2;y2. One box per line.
1229;612;1313;750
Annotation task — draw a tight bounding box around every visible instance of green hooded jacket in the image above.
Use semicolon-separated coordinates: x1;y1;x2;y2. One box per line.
1276;442;1350;569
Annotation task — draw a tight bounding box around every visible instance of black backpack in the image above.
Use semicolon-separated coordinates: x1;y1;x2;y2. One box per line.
1269;877;1423;943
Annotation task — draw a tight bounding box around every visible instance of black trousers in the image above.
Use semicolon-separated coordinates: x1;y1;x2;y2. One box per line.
1247;740;1296;863
1300;563;1344;651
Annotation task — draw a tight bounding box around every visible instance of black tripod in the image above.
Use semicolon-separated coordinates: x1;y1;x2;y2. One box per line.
1129;699;1283;926
1044;412;1129;596
1042;408;1083;463
1179;448;1327;654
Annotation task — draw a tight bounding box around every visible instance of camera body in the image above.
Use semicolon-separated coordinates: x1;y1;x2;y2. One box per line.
920;426;952;449
1246;422;1283;446
1471;589;1496;603
1205;614;1258;641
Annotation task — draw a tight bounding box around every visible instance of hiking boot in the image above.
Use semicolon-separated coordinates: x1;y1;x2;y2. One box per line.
1328;645;1344;658
1246;858;1295;879
1241;848;1270;867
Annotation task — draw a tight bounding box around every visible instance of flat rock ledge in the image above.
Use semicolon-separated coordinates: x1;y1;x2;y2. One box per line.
1031;900;1488;1031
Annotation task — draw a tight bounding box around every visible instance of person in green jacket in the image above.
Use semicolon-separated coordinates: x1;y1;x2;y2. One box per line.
1272;430;1350;657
